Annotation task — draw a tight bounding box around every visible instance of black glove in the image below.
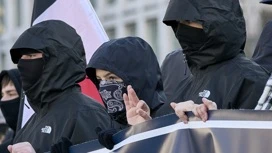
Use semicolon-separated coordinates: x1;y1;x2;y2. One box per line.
50;137;73;153
95;127;118;150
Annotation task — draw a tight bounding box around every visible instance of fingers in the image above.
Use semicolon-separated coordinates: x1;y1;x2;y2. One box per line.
194;98;217;122
136;100;150;114
171;101;195;124
170;102;177;109
123;93;131;110
127;85;140;106
175;109;188;124
196;104;208;122
8;142;36;153
192;104;200;118
137;109;152;121
172;99;216;123
202;98;217;110
7;145;12;152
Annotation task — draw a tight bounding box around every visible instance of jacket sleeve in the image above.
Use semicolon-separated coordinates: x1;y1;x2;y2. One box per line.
227;74;268;109
69;108;112;145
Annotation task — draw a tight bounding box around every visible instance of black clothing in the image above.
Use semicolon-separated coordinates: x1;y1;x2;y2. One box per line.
0;98;20;132
50;137;72;153
0;69;21;132
161;49;192;103
157;0;269;115
17;58;44;91
10;20;112;153
0;69;21;153
175;24;207;54
252;21;272;73
86;37;166;125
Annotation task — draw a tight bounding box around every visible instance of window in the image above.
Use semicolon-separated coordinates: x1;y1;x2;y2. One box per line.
1;52;6;70
16;0;22;27
107;0;116;5
146;18;158;53
106;27;116;39
125;23;136;36
0;0;4;34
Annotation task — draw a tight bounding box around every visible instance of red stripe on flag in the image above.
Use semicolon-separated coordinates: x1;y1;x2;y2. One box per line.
79;78;104;107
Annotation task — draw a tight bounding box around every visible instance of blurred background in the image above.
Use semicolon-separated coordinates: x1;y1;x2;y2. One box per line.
0;0;272;71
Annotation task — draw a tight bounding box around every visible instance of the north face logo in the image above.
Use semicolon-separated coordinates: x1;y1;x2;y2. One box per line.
41;126;52;134
199;90;211;98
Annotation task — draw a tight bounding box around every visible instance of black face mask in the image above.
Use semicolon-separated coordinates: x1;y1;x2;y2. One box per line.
0;97;20;131
175;23;207;53
17;58;44;91
99;80;127;124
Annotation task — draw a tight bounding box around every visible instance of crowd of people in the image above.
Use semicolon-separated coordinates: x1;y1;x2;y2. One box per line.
0;0;272;152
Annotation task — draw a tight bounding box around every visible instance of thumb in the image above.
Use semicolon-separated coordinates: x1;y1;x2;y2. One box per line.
170;102;177;109
202;98;217;110
7;145;12;152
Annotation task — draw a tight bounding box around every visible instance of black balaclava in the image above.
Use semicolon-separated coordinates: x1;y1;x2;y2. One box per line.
175;23;207;54
98;80;127;124
0;98;20;131
0;69;22;131
17;49;44;91
163;0;246;68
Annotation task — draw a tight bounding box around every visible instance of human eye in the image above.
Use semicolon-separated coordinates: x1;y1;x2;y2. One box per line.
30;54;37;57
10;91;17;96
25;54;34;58
96;77;102;82
109;75;118;81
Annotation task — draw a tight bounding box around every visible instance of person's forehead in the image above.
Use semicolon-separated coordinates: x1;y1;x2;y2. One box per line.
96;69;112;75
1;83;16;92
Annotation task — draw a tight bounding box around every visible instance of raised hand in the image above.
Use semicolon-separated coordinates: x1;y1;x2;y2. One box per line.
124;85;151;125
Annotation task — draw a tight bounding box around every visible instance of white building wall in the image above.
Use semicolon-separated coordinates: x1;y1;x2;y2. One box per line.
0;0;33;71
92;0;180;64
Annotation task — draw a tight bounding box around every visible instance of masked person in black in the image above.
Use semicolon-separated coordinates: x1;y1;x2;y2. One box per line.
8;20;112;153
156;0;270;117
251;0;272;74
0;69;21;153
252;21;272;74
86;37;165;128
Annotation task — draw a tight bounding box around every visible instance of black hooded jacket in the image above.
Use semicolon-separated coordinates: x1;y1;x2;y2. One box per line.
161;49;192;103
0;69;21;153
252;21;272;74
157;0;269;115
86;37;165;126
0;69;21;131
9;20;112;153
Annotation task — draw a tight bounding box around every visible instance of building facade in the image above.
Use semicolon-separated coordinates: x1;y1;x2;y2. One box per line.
90;0;180;64
91;0;272;63
0;0;33;70
0;0;271;70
